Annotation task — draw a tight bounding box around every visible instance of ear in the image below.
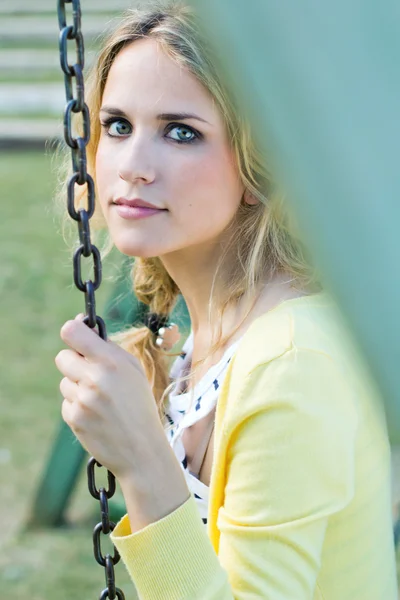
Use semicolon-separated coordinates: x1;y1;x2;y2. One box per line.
243;189;259;206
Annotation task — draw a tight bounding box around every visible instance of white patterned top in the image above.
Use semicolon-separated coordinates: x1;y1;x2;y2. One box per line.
164;331;242;524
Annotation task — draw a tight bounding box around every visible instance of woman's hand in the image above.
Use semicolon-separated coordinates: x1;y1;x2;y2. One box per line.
55;315;164;482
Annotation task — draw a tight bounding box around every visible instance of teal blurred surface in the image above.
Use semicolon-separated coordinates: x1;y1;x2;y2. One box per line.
191;0;400;441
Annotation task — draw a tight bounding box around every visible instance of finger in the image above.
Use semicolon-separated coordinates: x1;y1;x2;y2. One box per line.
61;398;85;436
59;376;78;403
60;377;97;414
60;319;111;363
75;313;85;322
55;348;92;382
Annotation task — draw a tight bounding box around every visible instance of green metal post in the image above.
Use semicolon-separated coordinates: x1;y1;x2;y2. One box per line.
28;420;86;527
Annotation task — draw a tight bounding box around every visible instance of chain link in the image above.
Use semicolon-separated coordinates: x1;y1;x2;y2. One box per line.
57;2;125;598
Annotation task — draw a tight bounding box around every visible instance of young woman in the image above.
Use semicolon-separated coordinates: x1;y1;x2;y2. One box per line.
55;2;397;598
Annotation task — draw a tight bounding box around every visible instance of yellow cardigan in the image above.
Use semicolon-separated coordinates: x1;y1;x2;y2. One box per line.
111;293;397;599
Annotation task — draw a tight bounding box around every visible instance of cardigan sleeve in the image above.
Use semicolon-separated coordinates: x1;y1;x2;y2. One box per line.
110;347;358;599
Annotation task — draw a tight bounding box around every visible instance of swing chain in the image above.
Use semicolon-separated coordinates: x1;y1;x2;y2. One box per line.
57;2;125;598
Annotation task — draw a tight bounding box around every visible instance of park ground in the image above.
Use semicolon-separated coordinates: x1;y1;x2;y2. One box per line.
1;149;399;598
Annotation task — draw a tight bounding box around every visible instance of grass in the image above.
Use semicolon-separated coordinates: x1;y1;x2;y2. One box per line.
0;38;102;51
0;40;59;50
0;150;136;598
0;72;63;84
0;112;60;120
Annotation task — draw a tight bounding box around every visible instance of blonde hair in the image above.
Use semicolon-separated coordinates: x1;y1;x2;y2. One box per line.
58;0;320;428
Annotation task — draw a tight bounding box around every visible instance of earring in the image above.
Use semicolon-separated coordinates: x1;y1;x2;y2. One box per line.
155;323;181;351
144;312;181;351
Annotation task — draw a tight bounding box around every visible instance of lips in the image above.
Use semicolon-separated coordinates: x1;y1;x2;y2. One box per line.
113;197;165;210
112;197;168;221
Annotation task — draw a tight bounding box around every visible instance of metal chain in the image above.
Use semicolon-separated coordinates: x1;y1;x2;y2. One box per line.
57;2;125;598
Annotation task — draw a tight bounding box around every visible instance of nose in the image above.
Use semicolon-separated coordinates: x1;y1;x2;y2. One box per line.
117;133;156;185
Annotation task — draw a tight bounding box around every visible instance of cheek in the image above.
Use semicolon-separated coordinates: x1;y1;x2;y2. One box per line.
172;146;241;214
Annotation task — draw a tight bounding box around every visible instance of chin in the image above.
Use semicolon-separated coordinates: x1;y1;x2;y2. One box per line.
108;219;169;258
113;239;161;259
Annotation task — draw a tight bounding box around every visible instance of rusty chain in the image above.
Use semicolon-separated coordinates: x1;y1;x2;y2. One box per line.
57;1;125;598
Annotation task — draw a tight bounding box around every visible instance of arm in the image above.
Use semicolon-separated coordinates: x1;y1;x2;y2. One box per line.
111;347;358;599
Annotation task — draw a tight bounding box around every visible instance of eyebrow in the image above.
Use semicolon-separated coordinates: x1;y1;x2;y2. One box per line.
99;106;210;124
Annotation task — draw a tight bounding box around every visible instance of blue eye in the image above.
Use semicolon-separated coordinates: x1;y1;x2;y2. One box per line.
100;118;200;143
166;125;198;143
102;118;131;137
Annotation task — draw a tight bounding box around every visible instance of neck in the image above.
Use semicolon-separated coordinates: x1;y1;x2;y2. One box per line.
164;244;307;344
160;246;295;349
160;241;228;337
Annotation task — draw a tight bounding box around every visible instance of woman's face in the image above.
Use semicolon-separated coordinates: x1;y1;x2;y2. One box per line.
95;38;245;258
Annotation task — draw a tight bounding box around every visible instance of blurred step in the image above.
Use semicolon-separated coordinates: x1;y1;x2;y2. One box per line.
0;48;97;77
0;0;134;144
0;0;132;14
0;83;64;115
0;49;61;71
0;15;115;43
0;118;62;149
0;118;61;139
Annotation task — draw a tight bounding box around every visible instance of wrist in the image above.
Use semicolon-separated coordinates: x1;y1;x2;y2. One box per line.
117;439;191;532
